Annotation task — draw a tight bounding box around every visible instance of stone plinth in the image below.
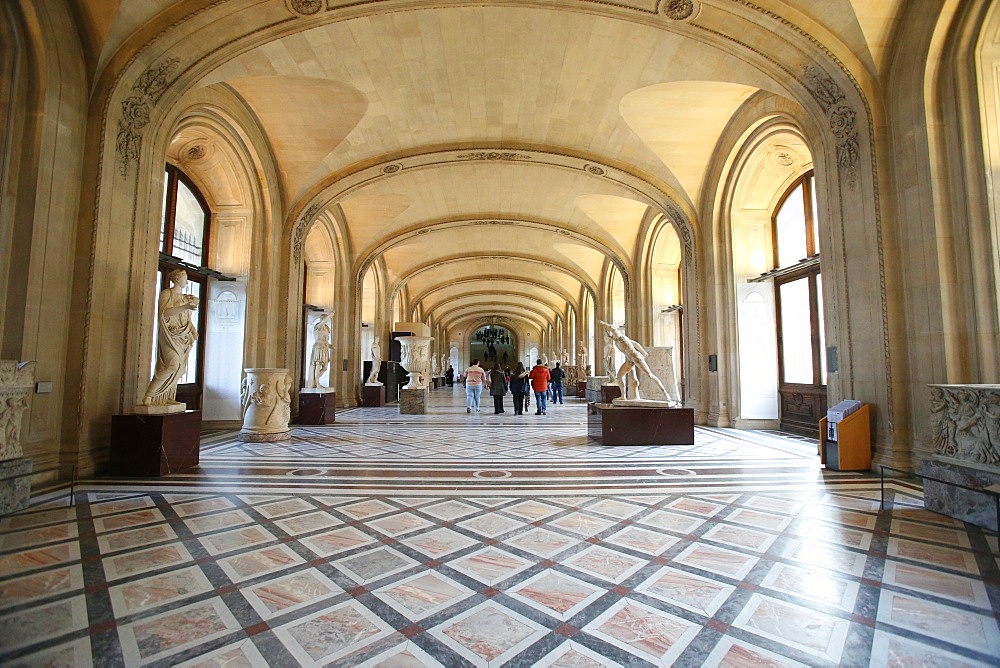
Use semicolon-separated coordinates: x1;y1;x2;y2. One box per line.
298;388;335;424
577;380;587;397
585;376;609;404
564;366;579;396
601;384;622;403
110;411;201;476
588;403;694;446
363;384;386;406
0;457;32;515
400;387;429;414
240;368;291;442
923;459;999;531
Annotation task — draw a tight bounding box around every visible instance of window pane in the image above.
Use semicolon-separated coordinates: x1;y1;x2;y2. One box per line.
172;180;206;265
817;273;826;385
810;177;820;255
178;280;200;385
779;278;813;384
160;170;170;251
776;183;807;268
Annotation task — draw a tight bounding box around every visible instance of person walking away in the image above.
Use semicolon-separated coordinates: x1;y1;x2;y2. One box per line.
445;365;454;386
509;362;530;415
464;360;487;413
550;361;565;405
489;363;508;414
528;359;551;415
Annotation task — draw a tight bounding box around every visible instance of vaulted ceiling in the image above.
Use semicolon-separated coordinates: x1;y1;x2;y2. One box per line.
72;0;908;336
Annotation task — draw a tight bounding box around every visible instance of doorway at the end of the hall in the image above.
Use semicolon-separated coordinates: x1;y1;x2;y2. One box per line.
470;325;515;368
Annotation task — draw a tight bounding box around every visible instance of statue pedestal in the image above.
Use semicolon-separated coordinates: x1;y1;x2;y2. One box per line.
0;457;32;515
400;387;429;414
588;403;694;445
363;384;386;407
601;384;622;404
298;388;335;425
577;381;587;397
110;411;201;476
923;459;1000;532
585;376;609;403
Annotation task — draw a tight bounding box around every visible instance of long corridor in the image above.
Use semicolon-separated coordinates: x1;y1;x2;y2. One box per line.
1;387;998;666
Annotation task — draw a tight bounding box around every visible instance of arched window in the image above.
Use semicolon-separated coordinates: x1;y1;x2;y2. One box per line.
154;164;211;409
772;171;826;434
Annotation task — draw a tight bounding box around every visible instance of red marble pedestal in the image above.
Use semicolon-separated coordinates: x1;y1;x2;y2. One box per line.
110;410;201;476
362;384;386;407
600;384;622;403
298;390;336;424
588;403;694;445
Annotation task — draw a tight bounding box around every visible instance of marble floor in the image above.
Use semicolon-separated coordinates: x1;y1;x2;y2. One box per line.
1;387;999;667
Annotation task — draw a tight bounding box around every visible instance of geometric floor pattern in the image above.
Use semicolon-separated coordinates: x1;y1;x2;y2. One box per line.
2;388;998;666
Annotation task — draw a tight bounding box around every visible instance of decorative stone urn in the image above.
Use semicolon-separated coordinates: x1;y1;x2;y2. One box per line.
239;368;292;442
397;336;432;390
1;360;35;514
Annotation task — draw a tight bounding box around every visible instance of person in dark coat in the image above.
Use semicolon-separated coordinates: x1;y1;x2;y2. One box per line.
509;362;530;415
445;365;454;386
489;363;508;414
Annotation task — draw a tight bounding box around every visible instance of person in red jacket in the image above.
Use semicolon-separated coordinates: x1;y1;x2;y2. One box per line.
528;359;551;415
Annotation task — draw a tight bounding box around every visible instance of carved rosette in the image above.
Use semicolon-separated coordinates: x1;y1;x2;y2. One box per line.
288;0;322;15
0;361;35;461
398;336;432;390
664;0;695;20
803;65;859;188
239;368;292;440
116;58;180;176
929;384;1000;467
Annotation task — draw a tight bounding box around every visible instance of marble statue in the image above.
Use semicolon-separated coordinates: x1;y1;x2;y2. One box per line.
440;353;448;376
603;333;615;379
562;349;570;364
142;269;198;410
366;336;383;385
431;354;440;376
598;320;679;405
306;312;333;389
578;341;589;373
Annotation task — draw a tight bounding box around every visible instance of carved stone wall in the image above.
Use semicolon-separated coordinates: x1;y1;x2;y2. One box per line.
928;384;1000;468
0;361;35;461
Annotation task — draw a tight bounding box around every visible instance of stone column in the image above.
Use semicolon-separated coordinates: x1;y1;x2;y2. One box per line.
239;368;292;442
0;361;35;515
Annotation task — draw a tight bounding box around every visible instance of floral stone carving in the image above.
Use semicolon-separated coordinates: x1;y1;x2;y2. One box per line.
240;368;292;442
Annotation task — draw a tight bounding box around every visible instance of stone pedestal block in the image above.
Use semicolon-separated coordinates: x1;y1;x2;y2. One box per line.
601;384;622;403
400;387;429;414
110;411;202;476
298;389;335;424
588;404;694;445
577;381;587;397
0;457;32;515
585;376;609;404
923;459;1000;532
363;384;386;406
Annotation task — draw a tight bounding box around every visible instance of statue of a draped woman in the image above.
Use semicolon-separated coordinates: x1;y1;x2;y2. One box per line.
142;269;198;407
